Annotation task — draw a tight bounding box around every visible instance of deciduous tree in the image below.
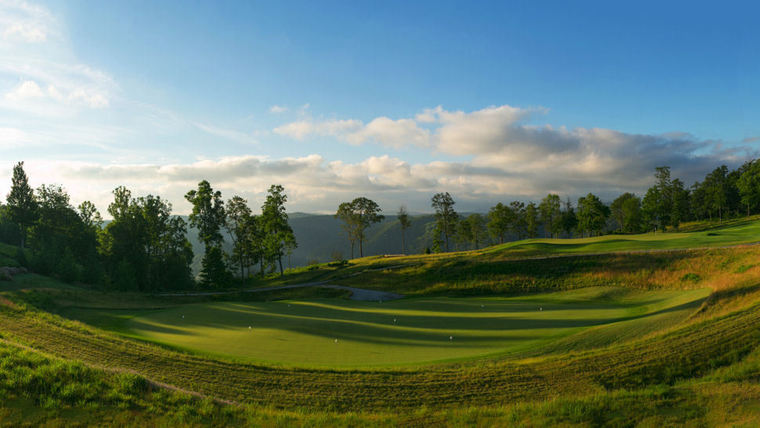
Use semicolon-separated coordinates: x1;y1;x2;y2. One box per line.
431;192;458;251
261;185;296;276
577;193;610;237
539;194;562;238
397;206;411;254
334;197;384;258
185;180;228;288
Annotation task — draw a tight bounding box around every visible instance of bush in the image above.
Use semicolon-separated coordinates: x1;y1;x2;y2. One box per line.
56;247;82;283
115;372;149;396
15;247;28;268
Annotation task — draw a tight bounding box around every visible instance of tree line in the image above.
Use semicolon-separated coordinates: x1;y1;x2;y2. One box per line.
333;161;760;253
3;160;760;289
0;162;296;291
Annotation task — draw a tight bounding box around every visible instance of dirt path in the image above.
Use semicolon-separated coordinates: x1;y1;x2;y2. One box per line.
158;281;404;301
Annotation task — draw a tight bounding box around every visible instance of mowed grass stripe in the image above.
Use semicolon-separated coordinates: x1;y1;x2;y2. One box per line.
2;295;759;410
119;289;708;367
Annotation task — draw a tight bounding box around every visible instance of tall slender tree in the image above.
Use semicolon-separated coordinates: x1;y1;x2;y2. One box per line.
611;192;641;233
242;213;265;278
458;213;487;249
670;178;690;230
577;193;610;237
524;202;539;238
737;160;760;216
705;165;729;222
261;185;296;276
185;180;228;288
510;201;527;239
335;202;359;258
225;195;253;284
539;194;562;238
6;162;37;249
487;202;513;244
431;192;458;251
560;197;578;237
397;206;411;254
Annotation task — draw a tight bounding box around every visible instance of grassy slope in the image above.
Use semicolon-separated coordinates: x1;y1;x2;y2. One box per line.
256;215;760;296
109;288;708;367
1;219;760;425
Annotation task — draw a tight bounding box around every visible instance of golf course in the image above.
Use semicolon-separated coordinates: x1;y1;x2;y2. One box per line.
2;218;760;425
114;288;709;367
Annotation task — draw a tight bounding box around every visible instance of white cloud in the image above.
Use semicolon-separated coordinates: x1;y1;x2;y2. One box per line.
269;104;754;207
0;0;55;43
434;105;534;156
67;87;109;108
273;119;362;141
0;126;30;147
4;79;44;100
3;135;750;218
0;2;114;115
415;106;442;123
3;21;45;42
194;122;258;145
3;79;110;110
274;116;430;148
269;105;288;113
346;117;430;148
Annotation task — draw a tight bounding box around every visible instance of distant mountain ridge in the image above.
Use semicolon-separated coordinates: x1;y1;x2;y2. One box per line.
185;213;440;273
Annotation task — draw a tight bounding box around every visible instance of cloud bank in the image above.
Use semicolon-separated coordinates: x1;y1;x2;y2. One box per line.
268;105;753;205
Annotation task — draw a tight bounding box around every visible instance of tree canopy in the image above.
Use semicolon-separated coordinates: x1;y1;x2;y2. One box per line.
431;192;458;252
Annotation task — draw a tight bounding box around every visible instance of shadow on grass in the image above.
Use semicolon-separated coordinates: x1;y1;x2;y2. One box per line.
123;292;707;348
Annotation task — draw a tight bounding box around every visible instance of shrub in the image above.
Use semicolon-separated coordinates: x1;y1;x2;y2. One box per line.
15;247;28;268
115;372;149;396
56;247;82;283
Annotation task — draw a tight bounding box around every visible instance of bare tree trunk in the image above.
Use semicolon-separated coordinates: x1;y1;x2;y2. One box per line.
278;254;284;276
239;255;245;286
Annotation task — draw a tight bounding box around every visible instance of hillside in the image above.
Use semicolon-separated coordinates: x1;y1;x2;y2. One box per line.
1;220;760;425
187;213;440;272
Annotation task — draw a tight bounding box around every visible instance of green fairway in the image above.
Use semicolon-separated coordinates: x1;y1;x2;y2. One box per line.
122;287;709;367
485;217;760;257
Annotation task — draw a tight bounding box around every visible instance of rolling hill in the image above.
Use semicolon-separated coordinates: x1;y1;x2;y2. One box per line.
1;218;760;425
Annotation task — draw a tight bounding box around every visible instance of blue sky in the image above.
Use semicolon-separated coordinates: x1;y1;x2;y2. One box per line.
0;0;758;214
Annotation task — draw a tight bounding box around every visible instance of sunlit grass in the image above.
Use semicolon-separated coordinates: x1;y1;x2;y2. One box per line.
2;218;760;424
101;288;708;367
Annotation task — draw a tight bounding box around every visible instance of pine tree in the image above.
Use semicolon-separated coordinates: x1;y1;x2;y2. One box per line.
6;162;37;248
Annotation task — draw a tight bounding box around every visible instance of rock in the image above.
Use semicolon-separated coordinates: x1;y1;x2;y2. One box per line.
0;266;28;280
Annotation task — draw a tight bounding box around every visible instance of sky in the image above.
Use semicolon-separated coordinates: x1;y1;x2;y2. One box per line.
0;0;758;216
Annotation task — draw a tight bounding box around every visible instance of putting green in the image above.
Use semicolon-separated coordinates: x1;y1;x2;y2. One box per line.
124;287;709;367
